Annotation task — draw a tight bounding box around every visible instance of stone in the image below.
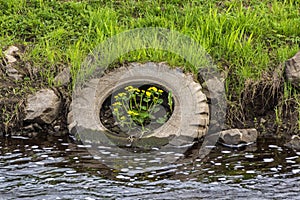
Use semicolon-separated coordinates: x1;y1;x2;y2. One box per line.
3;64;23;80
4;46;19;63
285;51;300;89
24;89;61;124
2;46;23;80
201;77;225;100
285;135;300;150
218;128;258;145
54;67;71;86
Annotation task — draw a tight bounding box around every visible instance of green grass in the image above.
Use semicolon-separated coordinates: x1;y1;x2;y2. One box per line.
0;0;299;130
1;0;299;86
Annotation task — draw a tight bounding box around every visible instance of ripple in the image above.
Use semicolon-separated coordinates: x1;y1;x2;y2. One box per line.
0;137;299;199
263;158;274;163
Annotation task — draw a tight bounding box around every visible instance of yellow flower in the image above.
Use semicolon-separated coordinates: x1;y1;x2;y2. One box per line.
112;102;121;106
127;110;138;116
118;92;126;97
125;86;142;93
125;86;134;91
146;91;151;97
113;108;118;112
148;86;157;92
158;89;163;93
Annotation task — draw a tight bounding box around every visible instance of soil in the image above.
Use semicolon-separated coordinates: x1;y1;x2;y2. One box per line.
0;52;299;139
225;64;300;138
0;47;70;137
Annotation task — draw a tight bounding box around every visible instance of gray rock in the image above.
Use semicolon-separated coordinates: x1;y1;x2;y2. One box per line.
2;46;23;80
24;89;61;124
285;51;300;89
219;128;258;146
4;46;19;63
3;64;23;80
285;135;300;150
205;78;225;98
54;67;71;86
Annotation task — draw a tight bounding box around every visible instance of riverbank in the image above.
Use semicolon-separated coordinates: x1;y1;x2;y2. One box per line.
0;0;299;139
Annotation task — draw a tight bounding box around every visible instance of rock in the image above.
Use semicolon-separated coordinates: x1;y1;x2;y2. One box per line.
2;46;23;80
285;51;300;89
218;128;258;146
3;64;23;80
24;89;61;124
54;67;71;86
4;46;19;63
285;135;300;150
200;77;225;101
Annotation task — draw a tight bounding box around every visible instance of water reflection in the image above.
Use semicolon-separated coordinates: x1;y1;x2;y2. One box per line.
0;135;299;199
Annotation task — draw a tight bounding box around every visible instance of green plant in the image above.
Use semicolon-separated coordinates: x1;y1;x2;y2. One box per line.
274;106;282;126
112;85;173;138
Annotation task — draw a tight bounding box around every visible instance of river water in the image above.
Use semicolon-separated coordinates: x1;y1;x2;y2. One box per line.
0;135;299;200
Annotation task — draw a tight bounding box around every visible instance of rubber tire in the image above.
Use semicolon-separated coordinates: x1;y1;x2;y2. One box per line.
68;62;209;142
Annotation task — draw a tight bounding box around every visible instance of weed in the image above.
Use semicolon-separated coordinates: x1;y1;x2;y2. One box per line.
112;85;173;138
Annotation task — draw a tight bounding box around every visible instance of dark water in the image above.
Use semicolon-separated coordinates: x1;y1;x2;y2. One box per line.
0;135;299;200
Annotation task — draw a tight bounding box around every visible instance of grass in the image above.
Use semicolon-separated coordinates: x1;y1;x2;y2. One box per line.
0;0;299;133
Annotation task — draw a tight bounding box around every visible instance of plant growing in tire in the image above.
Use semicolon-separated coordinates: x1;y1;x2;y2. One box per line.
71;62;210;149
110;85;173;140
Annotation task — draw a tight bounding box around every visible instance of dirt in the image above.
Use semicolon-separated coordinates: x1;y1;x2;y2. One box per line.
0;51;299;139
225;64;300;138
0;47;70;137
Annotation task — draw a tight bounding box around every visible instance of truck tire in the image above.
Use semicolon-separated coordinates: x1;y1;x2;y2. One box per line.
68;62;209;147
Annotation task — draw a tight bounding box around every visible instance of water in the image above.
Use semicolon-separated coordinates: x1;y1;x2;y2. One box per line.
0;135;299;199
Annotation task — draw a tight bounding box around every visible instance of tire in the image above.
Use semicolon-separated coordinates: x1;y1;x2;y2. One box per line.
68;62;209;146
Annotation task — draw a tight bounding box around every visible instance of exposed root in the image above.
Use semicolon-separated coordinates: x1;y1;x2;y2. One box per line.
226;63;300;137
